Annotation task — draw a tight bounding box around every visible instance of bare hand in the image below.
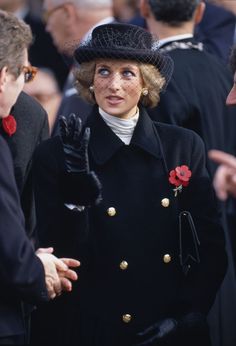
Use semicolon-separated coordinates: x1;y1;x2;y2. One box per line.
57;258;80;292
36;252;68;299
208;150;236;200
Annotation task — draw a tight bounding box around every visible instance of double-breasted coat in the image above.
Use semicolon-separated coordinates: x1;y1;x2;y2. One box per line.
32;107;227;346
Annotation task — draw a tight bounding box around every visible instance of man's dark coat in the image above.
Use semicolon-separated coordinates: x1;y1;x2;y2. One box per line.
31;108;227;346
0;91;49;240
0;135;48;340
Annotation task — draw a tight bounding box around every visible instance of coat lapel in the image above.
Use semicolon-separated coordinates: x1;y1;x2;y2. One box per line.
87;107;162;165
130;108;162;160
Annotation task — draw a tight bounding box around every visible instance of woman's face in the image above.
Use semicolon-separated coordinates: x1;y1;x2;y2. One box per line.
93;59;143;119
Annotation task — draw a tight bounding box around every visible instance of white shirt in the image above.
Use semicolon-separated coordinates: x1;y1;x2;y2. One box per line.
99;107;139;145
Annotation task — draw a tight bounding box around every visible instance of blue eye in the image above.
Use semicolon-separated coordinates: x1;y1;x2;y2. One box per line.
98;68;109;76
123;70;135;78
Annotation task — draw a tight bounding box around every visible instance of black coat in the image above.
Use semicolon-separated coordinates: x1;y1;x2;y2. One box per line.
32;108;227;346
0;91;49;240
0;135;48;339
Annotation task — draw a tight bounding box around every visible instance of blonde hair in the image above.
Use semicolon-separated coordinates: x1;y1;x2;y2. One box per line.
74;61;165;108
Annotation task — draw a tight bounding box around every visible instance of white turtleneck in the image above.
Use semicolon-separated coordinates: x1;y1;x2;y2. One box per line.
99;107;139;145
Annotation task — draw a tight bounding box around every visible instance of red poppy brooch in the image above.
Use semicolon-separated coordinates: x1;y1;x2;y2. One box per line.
1;115;17;136
169;165;192;196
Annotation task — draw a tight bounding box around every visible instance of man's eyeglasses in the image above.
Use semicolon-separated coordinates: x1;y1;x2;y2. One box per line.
21;66;38;83
43;4;65;23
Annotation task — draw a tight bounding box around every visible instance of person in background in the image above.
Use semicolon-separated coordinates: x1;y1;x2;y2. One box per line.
209;44;236;199
42;0;115;136
0;9;80;345
194;0;236;63
23;67;62;134
0;0;69;89
130;0;236;64
31;22;227;346
209;44;236;265
112;0;140;22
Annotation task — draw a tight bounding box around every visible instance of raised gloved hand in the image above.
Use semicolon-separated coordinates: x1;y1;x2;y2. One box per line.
135;312;207;345
59;113;102;206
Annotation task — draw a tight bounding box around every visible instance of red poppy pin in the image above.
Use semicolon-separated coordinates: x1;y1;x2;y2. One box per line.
1;115;17;136
169;165;192;197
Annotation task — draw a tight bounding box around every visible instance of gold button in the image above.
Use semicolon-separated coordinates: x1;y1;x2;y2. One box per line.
122;314;132;323
163;254;171;263
161;198;170;207
107;207;116;216
120;260;128;270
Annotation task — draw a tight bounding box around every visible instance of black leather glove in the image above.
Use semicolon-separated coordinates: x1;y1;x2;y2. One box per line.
135;312;207;346
59;113;102;206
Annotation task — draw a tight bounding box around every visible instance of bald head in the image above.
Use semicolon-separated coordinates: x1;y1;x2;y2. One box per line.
45;0;112;10
43;0;113;55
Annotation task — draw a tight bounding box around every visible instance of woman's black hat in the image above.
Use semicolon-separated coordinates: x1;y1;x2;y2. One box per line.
74;23;174;88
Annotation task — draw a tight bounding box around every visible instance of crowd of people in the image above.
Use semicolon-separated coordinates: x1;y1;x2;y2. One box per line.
1;1;236;345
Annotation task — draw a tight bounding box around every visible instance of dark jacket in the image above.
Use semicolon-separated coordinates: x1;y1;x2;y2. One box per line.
0;135;48;338
1;91;49;240
32;108;227;346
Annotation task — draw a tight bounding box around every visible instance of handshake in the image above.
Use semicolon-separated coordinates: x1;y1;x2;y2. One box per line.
36;247;80;299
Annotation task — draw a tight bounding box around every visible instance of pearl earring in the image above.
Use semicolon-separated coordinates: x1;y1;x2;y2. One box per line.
142;88;148;96
89;85;94;93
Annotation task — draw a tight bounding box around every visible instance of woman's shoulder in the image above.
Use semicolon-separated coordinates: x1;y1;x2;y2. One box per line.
154;121;205;148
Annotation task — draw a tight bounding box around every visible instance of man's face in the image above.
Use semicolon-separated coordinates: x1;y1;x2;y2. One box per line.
43;0;71;54
226;72;236;106
0;49;28;118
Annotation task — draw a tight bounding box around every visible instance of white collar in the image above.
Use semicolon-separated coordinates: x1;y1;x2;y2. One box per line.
99;107;139;145
159;34;193;47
